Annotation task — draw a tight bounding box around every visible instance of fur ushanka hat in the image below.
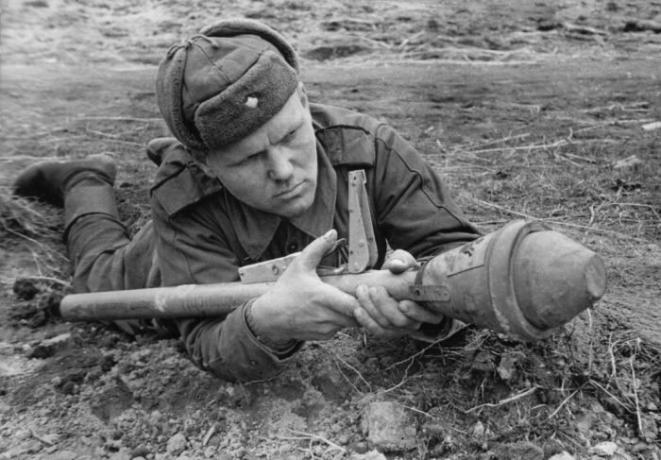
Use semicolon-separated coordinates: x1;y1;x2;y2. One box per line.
156;19;299;152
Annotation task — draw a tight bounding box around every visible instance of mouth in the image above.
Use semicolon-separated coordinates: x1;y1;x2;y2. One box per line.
274;181;305;199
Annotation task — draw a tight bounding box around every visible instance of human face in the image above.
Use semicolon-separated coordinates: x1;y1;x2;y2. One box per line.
203;85;318;218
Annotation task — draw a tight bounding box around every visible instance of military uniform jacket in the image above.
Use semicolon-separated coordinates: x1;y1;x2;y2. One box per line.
150;103;479;382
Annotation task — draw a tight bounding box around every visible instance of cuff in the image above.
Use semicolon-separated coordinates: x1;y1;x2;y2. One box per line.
205;302;303;381
244;298;300;355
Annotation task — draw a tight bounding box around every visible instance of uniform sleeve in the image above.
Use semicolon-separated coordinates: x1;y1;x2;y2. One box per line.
151;194;298;382
368;124;480;341
370;124;481;258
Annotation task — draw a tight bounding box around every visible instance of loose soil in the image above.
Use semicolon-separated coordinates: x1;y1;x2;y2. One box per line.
1;1;660;459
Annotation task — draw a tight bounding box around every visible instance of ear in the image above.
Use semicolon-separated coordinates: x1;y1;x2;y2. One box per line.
188;148;218;177
188;148;207;165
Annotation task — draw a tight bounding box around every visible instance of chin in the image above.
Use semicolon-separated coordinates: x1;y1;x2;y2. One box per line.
279;202;311;218
279;192;315;218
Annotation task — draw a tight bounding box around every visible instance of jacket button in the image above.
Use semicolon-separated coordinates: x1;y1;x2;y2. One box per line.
250;360;257;366
287;242;298;253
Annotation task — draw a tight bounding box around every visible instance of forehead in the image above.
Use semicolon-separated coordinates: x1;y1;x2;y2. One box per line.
209;91;306;161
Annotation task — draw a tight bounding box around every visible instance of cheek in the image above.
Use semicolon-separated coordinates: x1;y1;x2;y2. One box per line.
216;167;270;201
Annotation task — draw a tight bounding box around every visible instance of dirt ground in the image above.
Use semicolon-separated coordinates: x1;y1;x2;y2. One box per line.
0;0;660;459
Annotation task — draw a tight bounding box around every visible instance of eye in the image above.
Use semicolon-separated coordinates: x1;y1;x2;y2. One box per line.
283;128;298;143
234;151;263;166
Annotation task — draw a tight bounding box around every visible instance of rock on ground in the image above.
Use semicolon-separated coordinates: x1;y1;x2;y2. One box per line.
361;401;417;452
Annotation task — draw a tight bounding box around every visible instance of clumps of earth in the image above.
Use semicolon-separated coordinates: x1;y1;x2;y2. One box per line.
10;277;67;331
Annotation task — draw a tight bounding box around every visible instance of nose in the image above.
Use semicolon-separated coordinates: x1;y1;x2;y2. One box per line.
266;147;294;182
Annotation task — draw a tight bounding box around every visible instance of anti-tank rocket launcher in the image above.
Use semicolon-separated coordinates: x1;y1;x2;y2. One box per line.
59;171;606;340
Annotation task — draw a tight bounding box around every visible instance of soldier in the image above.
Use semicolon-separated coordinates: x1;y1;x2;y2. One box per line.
14;19;479;382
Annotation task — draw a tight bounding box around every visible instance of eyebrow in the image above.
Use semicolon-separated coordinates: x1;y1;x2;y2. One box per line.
274;118;304;144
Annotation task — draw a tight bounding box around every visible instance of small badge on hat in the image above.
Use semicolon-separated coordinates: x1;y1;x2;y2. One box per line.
245;96;259;108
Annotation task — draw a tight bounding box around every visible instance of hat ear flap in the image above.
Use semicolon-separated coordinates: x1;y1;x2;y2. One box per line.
156;46;207;151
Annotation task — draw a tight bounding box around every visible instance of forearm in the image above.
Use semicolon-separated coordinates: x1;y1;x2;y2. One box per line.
177;301;302;382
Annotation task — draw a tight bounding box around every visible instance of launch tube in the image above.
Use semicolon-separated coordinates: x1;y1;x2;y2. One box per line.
59;220;606;340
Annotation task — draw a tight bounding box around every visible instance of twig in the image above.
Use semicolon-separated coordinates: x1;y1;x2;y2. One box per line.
472;198;650;241
397;31;425;50
375;57;544;67
385;336;447;370
84;127;143;146
588;204;597;225
30;429;55;446
285;429;346;453
202;423;216;446
587;309;594;375
466;385;540;413
604;202;661;221
458;132;531;151
329;350;370;393
562;22;608;36
381;361;416;395
1;128;68;140
0;155;63;162
607;334;619;381
76;116;162;123
16;276;70;287
3;227;64;259
464;138;617;155
547;388;581;419
630;349;644;437
403;405;433;417
589;380;632;413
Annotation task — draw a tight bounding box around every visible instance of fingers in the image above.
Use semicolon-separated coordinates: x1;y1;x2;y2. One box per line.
355;285;421;332
318;284;361;323
397;300;445;324
296;229;337;271
353;307;402;338
383;249;419;274
355;285;391;328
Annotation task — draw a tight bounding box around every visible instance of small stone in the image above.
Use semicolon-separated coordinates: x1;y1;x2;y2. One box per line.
492;441;544;460
349;449;388;460
471;420;486;440
13;277;41;300
149;410;163;424
203;446;217;458
613;155;642;171
361;401;416;452
612;450;633;460
350;441;369;454
35;432;59;446
130;445;150;458
24;439;43;454
496;353;519;381
640;412;659;442
50;451;79;460
15;429;31;440
591;441;618;456
108;448;131;460
548;452;576;460
166;432;187;456
642;121;661;131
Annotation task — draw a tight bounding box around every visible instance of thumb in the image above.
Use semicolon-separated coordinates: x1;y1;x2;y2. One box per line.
296;229;337;271
383;249;419;274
